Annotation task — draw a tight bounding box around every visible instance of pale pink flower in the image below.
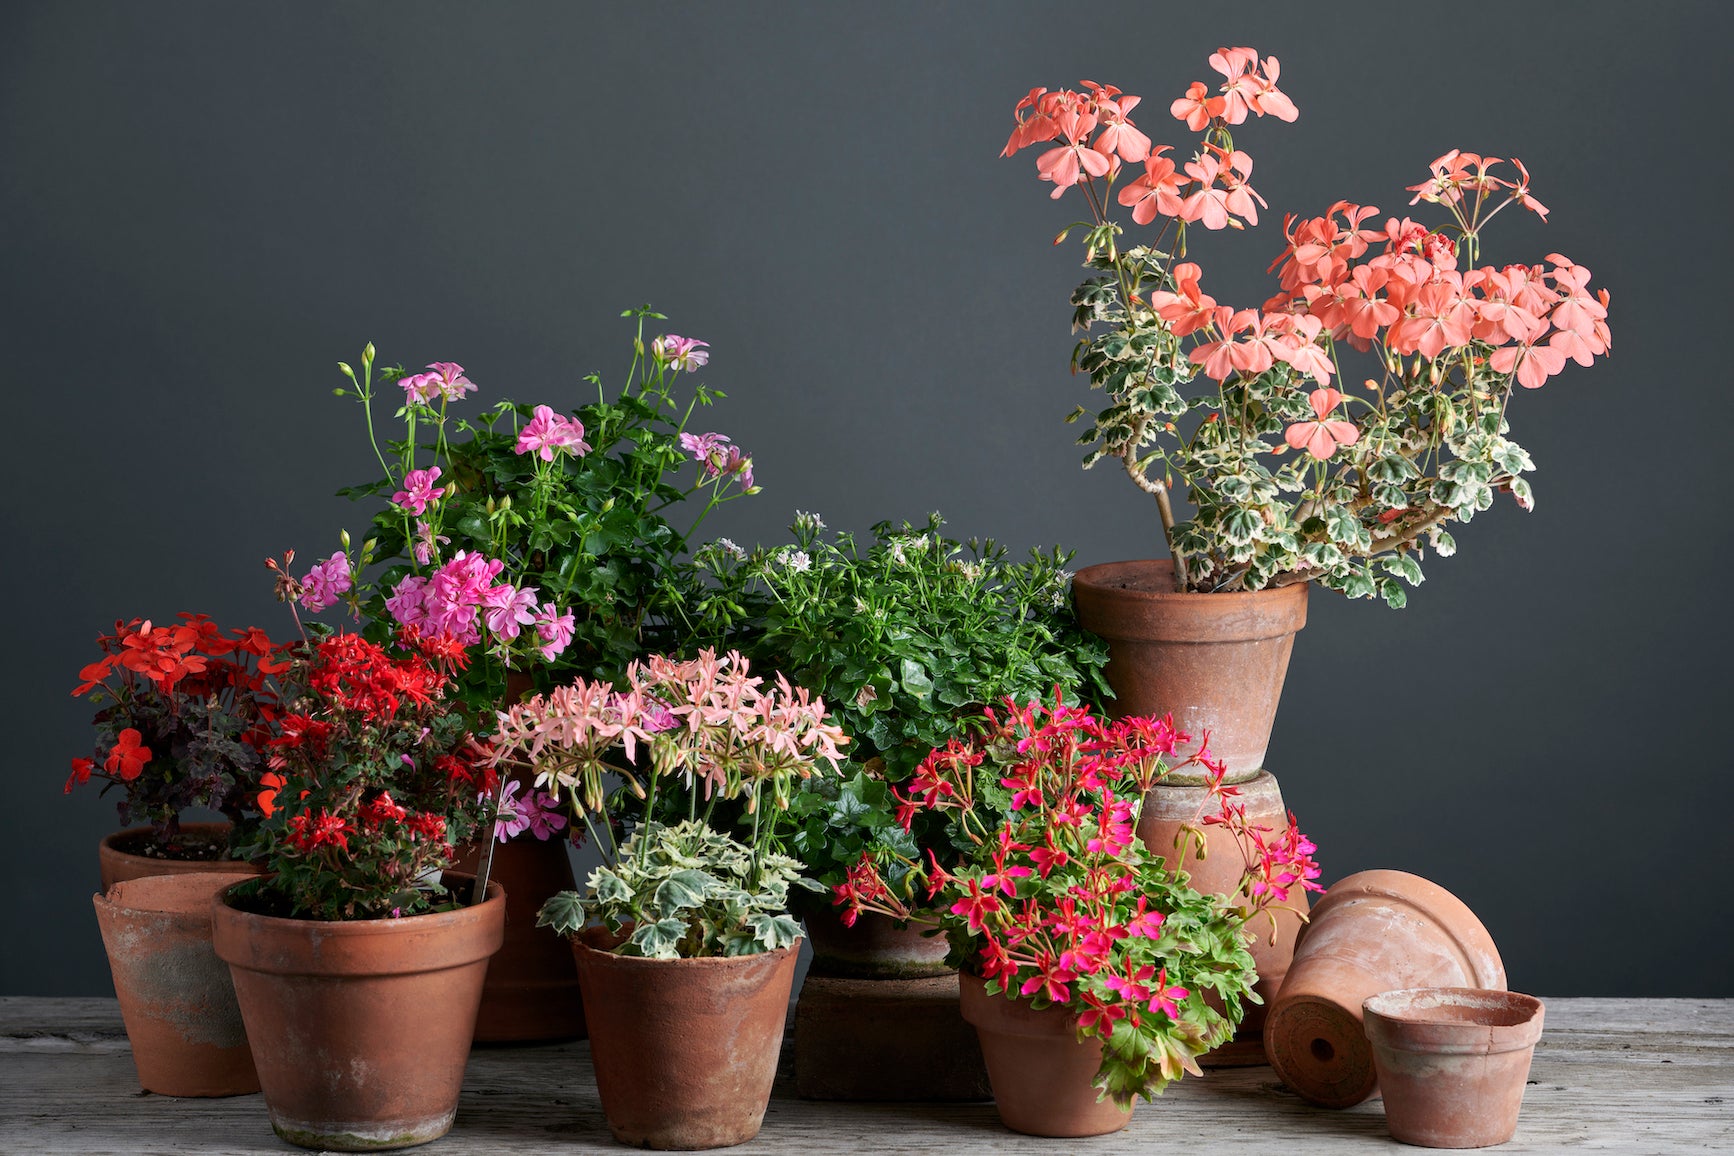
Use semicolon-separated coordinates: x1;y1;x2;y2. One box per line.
1284;388;1360;461
423;362;476;402
651;334;710;373
493;780;531;841
392;466;448;517
412;520;449;566
299;553;352;612
483;583;540;642
515;404;590;462
400;372;439;405
534;604;575;661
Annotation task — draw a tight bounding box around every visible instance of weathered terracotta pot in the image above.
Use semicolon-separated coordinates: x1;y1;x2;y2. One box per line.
93;872;261;1097
1264;870;1506;1108
1072;559;1307;784
99;822;260;890
212;876;506;1151
451;835;586;1042
1363;988;1545;1149
957;971;1132;1138
1137;770;1309;1064
573;928;800;1149
801;899;952;979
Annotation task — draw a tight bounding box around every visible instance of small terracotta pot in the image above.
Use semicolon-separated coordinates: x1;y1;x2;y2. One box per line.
1072;559;1307;784
957;971;1132;1138
1264;870;1506;1108
450;835;586;1042
1137;770;1309;1062
800;899;952;979
93;872;261;1097
1364;988;1545;1148
573;928;800;1150
99;822;260;891
212;876;506;1151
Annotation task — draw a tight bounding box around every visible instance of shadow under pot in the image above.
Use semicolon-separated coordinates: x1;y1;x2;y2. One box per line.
572;927;800;1150
1363;987;1546;1149
1263;869;1506;1108
211;876;505;1151
94;871;262;1097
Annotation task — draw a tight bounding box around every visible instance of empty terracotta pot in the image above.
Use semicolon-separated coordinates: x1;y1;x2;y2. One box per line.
1264;870;1506;1108
93;872;261;1097
99;822;259;890
957;971;1132;1138
573;928;799;1149
451;835;586;1042
1137;770;1309;1063
1072;559;1307;784
1364;988;1545;1148
800;899;953;980
212;877;505;1151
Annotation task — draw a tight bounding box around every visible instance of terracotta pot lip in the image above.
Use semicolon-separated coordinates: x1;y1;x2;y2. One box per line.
1363;987;1544;1034
213;874;504;935
1308;870;1505;989
1073;559;1311;605
96;870;262;915
572;931;802;967
101;821;240;852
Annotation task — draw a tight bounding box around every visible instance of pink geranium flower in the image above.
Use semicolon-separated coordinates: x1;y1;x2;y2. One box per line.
1284;388;1360;461
515;405;590;462
391;466;448;517
534;604;575;661
651;334;710;373
299;553;352;612
423;362;476;402
482;583;540;642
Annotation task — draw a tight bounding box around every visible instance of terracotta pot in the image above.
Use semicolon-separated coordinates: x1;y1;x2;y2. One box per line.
99;822;260;891
1264;870;1506;1108
573;928;799;1150
212;876;506;1151
1137;770;1309;1063
1072;559;1307;784
800;899;952;979
1363;988;1545;1148
450;835;586;1042
93;872;261;1097
957;971;1132;1138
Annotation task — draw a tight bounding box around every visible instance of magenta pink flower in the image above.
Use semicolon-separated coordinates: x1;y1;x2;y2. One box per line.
385;574;428;628
482;583;540;642
412;520;449;566
534;604;575;661
392;467;448;517
400;372;439;405
680;432;754;491
651;334;710;373
1283;388;1360;461
515;404;590;462
299;553;353;613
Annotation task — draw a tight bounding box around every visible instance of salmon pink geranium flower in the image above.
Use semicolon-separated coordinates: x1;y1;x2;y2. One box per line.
1284;388;1360;460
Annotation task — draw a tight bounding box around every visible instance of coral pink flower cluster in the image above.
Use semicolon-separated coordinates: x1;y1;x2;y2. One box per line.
1004;50;1610;467
834;693;1321;1041
485;649;847;818
383;550;575;661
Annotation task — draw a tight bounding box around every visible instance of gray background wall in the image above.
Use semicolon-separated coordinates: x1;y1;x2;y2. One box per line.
4;2;1728;997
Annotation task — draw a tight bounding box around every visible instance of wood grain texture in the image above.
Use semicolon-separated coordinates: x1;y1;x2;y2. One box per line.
2;997;1729;1153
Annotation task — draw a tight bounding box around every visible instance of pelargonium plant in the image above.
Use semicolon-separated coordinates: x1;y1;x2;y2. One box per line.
484;650;849;958
1004;49;1611;603
68;614;287;855
231;626;496;921
837;692;1321;1102
292;306;759;712
694;512;1109;903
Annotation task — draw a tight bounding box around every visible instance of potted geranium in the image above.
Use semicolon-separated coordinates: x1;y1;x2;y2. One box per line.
291;307;760;1040
697;513;1109;968
485;649;846;1150
836;693;1321;1136
211;621;503;1152
1001;49;1611;778
69;613;286;887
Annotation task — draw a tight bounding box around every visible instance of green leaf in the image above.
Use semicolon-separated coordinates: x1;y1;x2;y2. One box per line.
900;658;933;700
630;918;689;959
748;913;803;952
536;890;587;934
653;868;715;916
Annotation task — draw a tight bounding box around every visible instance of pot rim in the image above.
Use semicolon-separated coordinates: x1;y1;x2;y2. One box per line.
1363;986;1544;1054
1073;558;1311;605
96;870;263;917
213;873;503;935
571;927;802;968
1301;870;1505;990
100;821;242;853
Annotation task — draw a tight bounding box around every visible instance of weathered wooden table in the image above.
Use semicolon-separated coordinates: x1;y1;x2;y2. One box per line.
2;997;1729;1153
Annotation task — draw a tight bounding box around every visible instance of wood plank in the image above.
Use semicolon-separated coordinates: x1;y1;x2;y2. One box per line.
2;998;1730;1153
